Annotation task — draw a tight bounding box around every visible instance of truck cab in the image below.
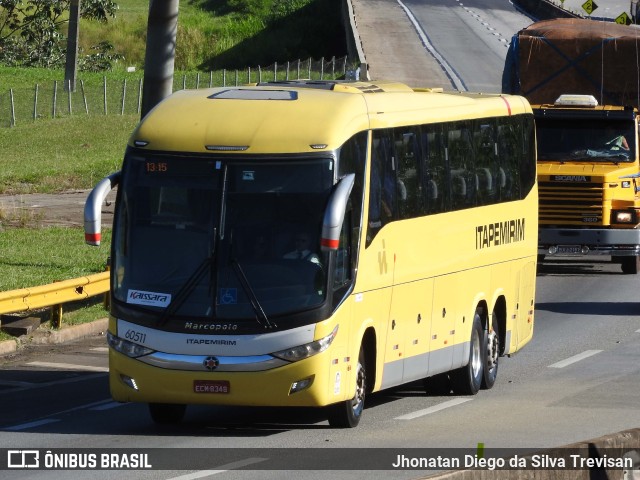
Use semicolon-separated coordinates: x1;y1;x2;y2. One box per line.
535;94;640;273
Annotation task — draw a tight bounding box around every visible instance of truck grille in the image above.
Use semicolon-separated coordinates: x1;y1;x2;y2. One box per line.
539;181;603;225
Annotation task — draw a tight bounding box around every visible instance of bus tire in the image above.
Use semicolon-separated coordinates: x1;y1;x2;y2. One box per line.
620;256;640;274
327;348;366;428
148;403;186;424
482;312;499;390
450;313;484;395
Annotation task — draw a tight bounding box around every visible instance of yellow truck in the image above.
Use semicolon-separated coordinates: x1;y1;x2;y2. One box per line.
505;18;640;273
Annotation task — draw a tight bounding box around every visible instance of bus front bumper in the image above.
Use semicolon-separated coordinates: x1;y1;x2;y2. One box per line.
108;348;349;408
538;227;640;257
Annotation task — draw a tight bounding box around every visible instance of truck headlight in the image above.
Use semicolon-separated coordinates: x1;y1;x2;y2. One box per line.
107;331;155;358
612;210;637;224
272;326;338;362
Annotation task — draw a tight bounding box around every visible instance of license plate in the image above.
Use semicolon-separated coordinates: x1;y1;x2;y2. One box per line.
556;245;582;255
194;380;230;394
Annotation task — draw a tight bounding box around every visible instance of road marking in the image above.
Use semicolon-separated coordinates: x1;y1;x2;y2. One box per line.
165;458;268;479
395;397;473;420
89;401;126;411
636;329;640;333
6;418;60;431
396;0;467;91
548;350;603;368
90;347;109;353
26;361;108;373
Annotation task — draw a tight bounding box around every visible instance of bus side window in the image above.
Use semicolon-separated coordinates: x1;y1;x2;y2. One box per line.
497;119;522;201
395;127;422;220
422;124;447;214
473;119;498;206
367;129;396;244
447;122;476;210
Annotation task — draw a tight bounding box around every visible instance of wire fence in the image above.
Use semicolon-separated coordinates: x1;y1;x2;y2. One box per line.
0;56;350;128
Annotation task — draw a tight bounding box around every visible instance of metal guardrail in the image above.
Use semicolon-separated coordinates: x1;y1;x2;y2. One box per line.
0;271;110;328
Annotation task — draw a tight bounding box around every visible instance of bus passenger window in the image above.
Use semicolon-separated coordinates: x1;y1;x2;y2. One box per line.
422;125;447;214
367;130;397;244
395;128;422;219
473;120;498;206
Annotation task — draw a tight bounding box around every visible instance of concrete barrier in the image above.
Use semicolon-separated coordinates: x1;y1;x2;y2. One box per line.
418;428;640;479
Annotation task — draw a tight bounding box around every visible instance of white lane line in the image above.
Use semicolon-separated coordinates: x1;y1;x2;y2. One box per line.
636;329;640;333
396;0;467;91
395;397;473;420
90;347;109;352
165;458;268;480
89;401;126;411
6;418;60;431
26;361;108;373
548;350;603;368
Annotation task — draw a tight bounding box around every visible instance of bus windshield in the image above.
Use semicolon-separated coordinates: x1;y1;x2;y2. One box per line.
112;153;334;323
536;118;636;162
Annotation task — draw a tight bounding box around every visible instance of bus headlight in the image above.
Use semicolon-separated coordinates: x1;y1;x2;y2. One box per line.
272;326;338;362
107;331;155;358
612;210;637;224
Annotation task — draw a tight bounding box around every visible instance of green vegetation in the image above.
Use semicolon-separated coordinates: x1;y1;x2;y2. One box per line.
0;114;139;194
76;0;347;71
0;228;111;290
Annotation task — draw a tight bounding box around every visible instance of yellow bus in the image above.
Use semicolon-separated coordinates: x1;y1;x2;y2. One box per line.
85;80;537;428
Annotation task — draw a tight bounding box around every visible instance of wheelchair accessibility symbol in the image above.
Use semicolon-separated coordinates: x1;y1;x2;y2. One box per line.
220;288;238;304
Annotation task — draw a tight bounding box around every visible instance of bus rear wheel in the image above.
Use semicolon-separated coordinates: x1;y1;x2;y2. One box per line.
148;403;186;424
482;312;499;390
327;349;366;428
450;313;484;395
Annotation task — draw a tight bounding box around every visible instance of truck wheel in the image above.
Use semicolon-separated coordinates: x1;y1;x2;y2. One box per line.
482;312;500;390
148;403;186;424
327;348;366;428
450;313;484;395
620;256;640;274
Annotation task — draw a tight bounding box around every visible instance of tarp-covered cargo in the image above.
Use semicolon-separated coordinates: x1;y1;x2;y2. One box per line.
504;18;640;106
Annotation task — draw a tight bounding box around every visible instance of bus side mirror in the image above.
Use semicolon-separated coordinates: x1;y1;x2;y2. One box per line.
321;173;355;252
84;171;121;246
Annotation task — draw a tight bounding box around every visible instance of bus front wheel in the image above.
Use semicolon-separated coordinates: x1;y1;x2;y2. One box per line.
327;349;366;428
148;403;186;424
450;313;484;395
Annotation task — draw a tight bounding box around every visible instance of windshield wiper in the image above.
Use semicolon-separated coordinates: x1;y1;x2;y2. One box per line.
231;257;275;329
157;229;217;326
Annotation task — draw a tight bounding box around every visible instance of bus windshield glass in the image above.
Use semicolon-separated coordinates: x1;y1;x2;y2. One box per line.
112;154;335;322
536;118;636;162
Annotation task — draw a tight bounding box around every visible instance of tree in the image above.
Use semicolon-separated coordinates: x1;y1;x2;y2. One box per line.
0;0;118;68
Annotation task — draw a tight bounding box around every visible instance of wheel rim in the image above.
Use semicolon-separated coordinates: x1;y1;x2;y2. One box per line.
486;327;499;373
351;361;365;417
470;327;482;379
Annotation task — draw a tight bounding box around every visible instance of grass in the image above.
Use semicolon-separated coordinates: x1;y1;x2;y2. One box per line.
0;114;139;194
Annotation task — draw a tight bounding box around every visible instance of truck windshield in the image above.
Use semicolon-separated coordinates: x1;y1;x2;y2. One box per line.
112;154;334;322
536;118;636;162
